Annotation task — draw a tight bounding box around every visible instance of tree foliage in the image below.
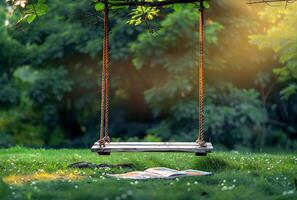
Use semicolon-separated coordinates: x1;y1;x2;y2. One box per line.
131;6;268;148
0;0;296;150
250;4;297;99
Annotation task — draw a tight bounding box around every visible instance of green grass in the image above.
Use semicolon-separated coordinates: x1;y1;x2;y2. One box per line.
0;147;296;200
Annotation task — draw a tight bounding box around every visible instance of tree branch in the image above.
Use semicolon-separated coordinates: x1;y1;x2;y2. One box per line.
247;0;296;5
97;0;209;7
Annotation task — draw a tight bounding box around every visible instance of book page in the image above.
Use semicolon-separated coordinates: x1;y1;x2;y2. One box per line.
108;168;212;179
144;167;187;177
183;169;212;176
108;171;161;179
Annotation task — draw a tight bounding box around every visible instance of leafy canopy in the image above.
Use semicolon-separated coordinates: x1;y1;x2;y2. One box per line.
6;0;210;25
250;4;297;99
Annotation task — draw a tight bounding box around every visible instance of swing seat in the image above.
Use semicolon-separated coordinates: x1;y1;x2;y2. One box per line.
91;142;213;155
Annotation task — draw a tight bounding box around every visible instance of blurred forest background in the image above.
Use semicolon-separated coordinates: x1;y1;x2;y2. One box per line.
0;0;297;151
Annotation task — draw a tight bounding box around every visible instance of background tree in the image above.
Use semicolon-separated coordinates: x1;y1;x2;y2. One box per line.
0;0;296;150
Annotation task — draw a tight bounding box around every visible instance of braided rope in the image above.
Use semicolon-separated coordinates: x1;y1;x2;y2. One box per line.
99;3;110;147
104;4;110;144
99;12;106;147
196;2;206;147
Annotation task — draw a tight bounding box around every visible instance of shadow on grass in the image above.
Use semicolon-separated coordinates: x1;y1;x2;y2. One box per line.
194;155;236;171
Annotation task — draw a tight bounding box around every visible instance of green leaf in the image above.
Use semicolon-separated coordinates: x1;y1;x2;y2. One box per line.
25;2;48;16
173;4;182;12
280;84;297;100
35;4;48;16
203;1;210;9
95;3;105;11
27;14;37;24
110;5;129;10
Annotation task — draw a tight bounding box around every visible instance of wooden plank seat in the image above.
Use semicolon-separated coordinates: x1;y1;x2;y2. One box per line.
91;142;213;156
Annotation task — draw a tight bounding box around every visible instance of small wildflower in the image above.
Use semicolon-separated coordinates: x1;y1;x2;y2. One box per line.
221;186;228;191
282;190;294;196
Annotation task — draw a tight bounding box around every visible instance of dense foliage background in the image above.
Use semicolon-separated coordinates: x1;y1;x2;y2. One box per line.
0;0;296;151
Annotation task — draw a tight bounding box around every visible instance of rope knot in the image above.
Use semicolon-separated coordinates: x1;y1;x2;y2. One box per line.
99;138;106;147
103;136;110;143
196;139;207;147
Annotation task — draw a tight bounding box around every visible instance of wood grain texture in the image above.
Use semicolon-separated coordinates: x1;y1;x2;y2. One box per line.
91;142;213;153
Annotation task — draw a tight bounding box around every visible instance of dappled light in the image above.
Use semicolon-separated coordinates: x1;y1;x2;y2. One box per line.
0;0;297;199
3;171;82;185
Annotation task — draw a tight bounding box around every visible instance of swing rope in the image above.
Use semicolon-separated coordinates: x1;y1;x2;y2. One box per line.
98;0;207;148
99;2;110;147
196;1;206;147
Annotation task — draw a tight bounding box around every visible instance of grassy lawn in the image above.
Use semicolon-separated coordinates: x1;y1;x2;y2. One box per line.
0;147;296;200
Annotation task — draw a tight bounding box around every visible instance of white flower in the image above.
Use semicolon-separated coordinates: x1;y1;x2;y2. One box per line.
6;0;28;8
4;19;10;26
221;186;228;191
282;190;294;196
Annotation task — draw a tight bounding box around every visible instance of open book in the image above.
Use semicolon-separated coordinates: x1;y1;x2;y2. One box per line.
108;167;212;179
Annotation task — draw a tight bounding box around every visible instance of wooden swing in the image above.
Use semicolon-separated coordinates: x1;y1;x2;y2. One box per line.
91;0;213;156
